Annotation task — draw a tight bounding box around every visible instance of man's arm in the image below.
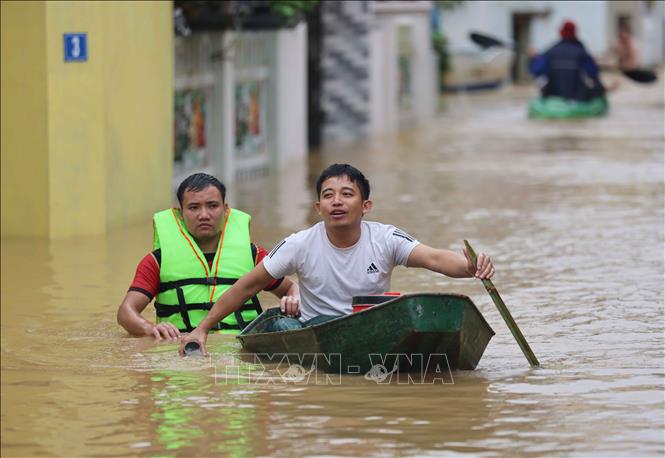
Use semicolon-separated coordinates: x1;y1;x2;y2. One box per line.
117;291;181;340
528;54;548;76
117;252;181;340
406;243;494;279
270;276;300;317
582;54;599;78
179;263;276;356
254;242;300;316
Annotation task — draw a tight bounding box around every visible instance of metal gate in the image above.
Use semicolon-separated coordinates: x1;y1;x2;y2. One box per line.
233;31;277;179
173;33;220;189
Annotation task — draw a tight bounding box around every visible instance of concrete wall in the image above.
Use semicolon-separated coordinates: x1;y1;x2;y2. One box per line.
516;0;664;66
439;1;512;53
320;1;371;144
274;23;308;168
173;33;220;188
1;1;173;238
639;0;665;67
317;0;437;143
370;1;437;135
441;0;664;68
44;1;107;238
440;1;608;54
608;0;664;68
174;26;307;187
1;1;51;238
99;3;174;230
526;1;609;55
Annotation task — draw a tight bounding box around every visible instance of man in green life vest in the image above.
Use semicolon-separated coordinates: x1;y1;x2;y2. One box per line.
117;173;300;339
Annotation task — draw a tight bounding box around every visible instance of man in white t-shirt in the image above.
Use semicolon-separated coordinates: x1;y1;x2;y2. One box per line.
180;164;495;355
262;218;418;323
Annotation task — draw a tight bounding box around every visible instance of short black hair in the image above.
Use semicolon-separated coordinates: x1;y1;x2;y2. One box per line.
315;164;370;200
176;173;226;207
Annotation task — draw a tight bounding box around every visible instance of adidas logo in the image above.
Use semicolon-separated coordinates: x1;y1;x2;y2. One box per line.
366;262;379;274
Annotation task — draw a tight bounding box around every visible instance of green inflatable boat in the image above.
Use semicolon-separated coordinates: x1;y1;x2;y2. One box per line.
528;96;608;119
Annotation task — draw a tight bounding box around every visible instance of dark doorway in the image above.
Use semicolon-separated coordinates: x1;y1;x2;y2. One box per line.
511;13;532;83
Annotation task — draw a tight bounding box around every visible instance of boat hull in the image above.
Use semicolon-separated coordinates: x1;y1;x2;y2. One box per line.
442;48;513;92
529;96;608;119
237;293;495;374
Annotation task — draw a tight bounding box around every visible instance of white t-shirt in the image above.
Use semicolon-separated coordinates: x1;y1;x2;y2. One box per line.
262;221;419;321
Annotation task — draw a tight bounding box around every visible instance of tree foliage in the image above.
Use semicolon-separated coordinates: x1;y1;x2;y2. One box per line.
268;0;318;19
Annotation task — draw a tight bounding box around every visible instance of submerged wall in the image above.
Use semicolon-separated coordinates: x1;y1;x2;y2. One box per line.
1;1;173;238
1;1;50;238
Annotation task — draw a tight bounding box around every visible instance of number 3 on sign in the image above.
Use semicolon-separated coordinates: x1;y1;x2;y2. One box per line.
71;36;80;57
64;33;87;62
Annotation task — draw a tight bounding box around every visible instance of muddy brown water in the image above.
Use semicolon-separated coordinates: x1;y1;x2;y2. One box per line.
2;79;663;457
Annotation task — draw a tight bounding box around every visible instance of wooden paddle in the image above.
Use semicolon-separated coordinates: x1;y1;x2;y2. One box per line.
469;31;657;84
464;240;540;367
470;32;518;51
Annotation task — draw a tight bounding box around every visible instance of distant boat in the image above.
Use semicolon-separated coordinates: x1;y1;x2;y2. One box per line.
442;47;513;92
528;96;608;119
237;293;495;375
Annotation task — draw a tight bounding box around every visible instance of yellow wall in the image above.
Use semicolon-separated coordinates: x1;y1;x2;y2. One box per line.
1;1;50;238
100;3;173;231
1;1;173;238
45;1;107;237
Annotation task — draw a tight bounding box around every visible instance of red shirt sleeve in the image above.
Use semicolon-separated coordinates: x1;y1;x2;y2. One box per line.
128;252;160;299
254;244;284;291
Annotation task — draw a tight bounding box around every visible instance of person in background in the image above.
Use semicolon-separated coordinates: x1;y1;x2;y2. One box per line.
179;163;495;356
117;173;299;340
614;21;640;71
528;20;605;101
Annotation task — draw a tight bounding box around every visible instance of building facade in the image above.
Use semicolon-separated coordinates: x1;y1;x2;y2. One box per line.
440;0;664;83
1;1;173;238
172;25;307;189
309;0;438;146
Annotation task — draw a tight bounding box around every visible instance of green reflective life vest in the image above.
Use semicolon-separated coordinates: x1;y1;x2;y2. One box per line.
153;207;261;333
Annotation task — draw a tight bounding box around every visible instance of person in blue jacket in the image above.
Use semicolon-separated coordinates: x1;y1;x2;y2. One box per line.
529;20;605;101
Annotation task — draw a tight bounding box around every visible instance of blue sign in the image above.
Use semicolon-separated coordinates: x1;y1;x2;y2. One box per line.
63;33;87;62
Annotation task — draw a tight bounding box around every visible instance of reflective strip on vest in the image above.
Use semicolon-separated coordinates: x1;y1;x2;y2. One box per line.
153;207;261;332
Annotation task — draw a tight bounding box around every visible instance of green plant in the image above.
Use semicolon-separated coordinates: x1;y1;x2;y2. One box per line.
432;31;450;73
432;1;464;74
434;0;464;9
268;0;318;19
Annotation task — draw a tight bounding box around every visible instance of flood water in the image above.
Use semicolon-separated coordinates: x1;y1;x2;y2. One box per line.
2;78;664;457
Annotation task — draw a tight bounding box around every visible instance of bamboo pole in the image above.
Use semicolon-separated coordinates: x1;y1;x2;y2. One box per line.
464;240;540;367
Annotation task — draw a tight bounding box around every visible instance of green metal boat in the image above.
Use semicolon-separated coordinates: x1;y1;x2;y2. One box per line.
237;293;495;375
528;96;608;119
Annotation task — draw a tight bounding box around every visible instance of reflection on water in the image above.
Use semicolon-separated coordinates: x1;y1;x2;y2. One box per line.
2;80;664;456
